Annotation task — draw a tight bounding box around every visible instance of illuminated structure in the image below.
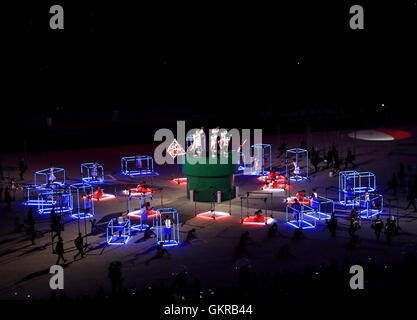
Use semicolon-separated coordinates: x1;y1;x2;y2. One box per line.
250;144;272;176
35;167;66;188
128;194;158;231
184;151;238;202
196;210;231;220
155;208;180;247
338;171;376;206
286;203;316;229
259;172;289;192
24;184;50;206
70;183;94;219
356;192;383;218
121;155;154;176
304;195;334;220
170;177;187;186
37;189;72;215
81;162;104;184
194;190;233;220
107;216;131;245
285;148;309;181
240;192;274;225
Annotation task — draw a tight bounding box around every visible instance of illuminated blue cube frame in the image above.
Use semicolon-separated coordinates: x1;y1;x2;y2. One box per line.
81;162;104;184
70;183;94;220
34;167;66;188
285;148;309;181
128;193;155;231
37;190;72;215
339;171;376;206
186;133;206;151
286;203;317;229
250;144;272;176
121;155;155;176
307;195;334;221
24;184;51;206
355;193;383;219
155;208;180;247
107;217;131;245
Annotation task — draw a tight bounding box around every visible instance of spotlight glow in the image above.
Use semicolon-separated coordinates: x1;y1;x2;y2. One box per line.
196;211;231;220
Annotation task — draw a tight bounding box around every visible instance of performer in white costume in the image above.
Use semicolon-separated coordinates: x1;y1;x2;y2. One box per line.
254;156;261;174
219;129;230;157
293;160;301;176
191;128;204;156
47;167;56;187
210;128;219;157
91;163;98;181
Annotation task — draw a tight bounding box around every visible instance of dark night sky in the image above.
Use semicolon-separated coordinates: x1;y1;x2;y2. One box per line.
0;1;416;151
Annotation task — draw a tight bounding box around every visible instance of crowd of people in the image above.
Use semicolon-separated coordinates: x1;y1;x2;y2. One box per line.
1;140;417;306
42;249;417;307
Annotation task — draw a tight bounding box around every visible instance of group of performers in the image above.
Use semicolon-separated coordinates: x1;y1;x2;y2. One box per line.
287;188;320;215
189;127;232;157
261;168;289;190
129;203;173;241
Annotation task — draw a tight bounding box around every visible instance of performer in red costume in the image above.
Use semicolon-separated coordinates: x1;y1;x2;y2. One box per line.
268;168;278;182
136;181;153;194
296;190;306;202
254;209;264;222
93;185;104;201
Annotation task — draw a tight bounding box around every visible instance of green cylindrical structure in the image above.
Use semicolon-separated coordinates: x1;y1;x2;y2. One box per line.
183;151;238;202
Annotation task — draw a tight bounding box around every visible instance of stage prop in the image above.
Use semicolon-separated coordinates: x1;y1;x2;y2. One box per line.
356;193;383;219
194;189;232;220
184;151;238;202
240;192;274;225
307;195;334;220
81;162;104;184
286;203;317;229
35;167;66;188
121;155;155;176
170;177;187;186
338;171;376;206
69;183;94;219
24;184;50;206
285;148;309;181
107;216;131;245
250;144;272;176
37;189;72;215
128;194;160;231
155;208;180;246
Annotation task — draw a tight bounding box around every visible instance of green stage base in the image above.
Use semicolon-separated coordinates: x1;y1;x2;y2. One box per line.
183;152;238;202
